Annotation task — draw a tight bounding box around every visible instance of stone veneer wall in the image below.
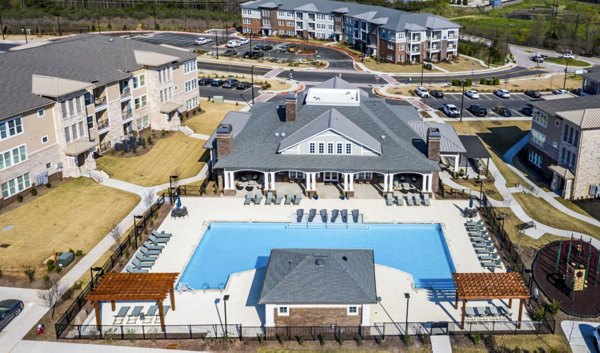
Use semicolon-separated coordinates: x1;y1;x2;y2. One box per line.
572;128;600;199
273;307;361;326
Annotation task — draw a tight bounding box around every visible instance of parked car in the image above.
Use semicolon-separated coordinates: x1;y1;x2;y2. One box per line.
521;106;533;116
442;103;460;118
559;52;574;59
226;40;240;48
253;44;264;51
279;45;289;52
287;44;297;52
430;90;444;98
415;86;430;98
570;88;583;96
0;299;24;332
552;89;569;95
593;325;600;351
524;90;541;99
210;79;224;87
246;51;264;59
495;106;512;117
198;78;214;86
223;49;237;57
261;44;273;51
222;79;240;89
465;90;480;99
194;37;211;45
236;81;252;90
467;105;487;117
238;38;250;45
494;89;510;98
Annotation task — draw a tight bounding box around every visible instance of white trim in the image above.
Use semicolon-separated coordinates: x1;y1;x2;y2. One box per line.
347;306;358;315
277;128;380;155
277;306;289;316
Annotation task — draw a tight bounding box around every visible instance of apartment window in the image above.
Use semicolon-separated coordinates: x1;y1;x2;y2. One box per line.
243;18;252;24
573;130;579;147
347;306;358;315
46;162;51;169
134;95;148;110
72;124;78;140
87;116;94;129
533;110;548;127
296;12;303;19
289;171;304;179
528;150;542;168
345;142;352;154
552;141;558;149
160;88;172;103
278;20;284;26
399;43;405;50
64;127;71;142
79;122;85;137
336;142;343;154
327;142;334;154
132;74;146;89
555;120;560;127
296;22;303;29
288;21;295;26
261;10;269;17
2;173;31;199
37;109;45;117
135;115;150;130
531;129;546;147
41;135;49;144
309;142;316;154
318;142;324;154
159;67;171;83
356;172;373;180
262;19;271;27
185;78;198;92
0;145;27;170
0;117;23;140
278;306;289;316
242;9;252;15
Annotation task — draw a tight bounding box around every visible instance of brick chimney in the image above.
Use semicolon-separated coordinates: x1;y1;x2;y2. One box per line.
216;123;233;157
427;127;441;162
285;93;297;122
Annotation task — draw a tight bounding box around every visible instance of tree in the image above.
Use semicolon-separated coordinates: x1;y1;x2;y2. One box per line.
143;190;155;210
110;224;122;246
38;282;66;319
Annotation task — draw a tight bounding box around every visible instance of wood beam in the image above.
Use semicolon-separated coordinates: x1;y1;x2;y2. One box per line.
158;300;166;332
111;301;116;311
461;299;466;330
517;299;524;329
455;292;459;309
94;301;102;330
508;298;513;308
170;287;176;311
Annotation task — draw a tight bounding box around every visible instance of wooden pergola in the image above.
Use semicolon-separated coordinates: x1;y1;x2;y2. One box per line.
86;273;179;331
453;273;530;329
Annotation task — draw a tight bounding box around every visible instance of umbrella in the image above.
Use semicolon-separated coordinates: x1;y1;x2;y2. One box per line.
176;190;182;209
469;195;474;209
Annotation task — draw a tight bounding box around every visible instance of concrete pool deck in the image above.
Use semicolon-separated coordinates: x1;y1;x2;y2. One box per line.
85;197;532;330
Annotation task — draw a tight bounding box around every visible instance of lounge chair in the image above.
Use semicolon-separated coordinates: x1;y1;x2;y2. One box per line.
293;193;302;205
341;209;348;223
254;193;263;205
478;254;499;262
244;193;252;205
466;219;484;227
308;209;317;222
284;192;292;205
136;252;157;262
475;248;498;256
331;209;339;223
140;247;161;257
468;229;489;235
396;194;404;206
422;194;430;206
470;236;490;243
143;305;158;324
113;306;130;324
386;193;393;206
152;230;172;239
406;194;414;206
274;193;283;205
498;306;512;318
132;259;154;269
296;209;304;223
320;209;328;223
154;305;171;324
351;209;359;223
481;259;502;269
127;306;144;324
413;194;420;206
474;307;488;317
148;235;169;244
465;307;476;318
487;306;501;317
143;241;164;251
126;265;148;273
265;192;273;205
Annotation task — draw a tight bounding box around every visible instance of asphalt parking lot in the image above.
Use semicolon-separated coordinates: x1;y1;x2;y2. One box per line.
131;31;236;49
199;85;261;102
422;92;541;119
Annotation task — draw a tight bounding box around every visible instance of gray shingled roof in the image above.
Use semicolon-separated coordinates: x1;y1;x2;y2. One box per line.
531;95;600;118
408;121;466;153
0;34;197;120
258;249;377;305
241;0;459;32
278;108;382;154
203;111;252;149
556;109;600;129
583;67;600;82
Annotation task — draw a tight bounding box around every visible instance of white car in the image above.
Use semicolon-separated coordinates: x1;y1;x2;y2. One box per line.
442;103;460;118
237;38;250;45
415;87;430;98
495;89;510;98
465;90;479;99
552;89;569;95
194;37;211;45
593;325;600;351
560;53;574;59
226;40;241;48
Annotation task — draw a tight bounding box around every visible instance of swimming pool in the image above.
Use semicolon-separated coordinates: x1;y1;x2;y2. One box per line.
178;223;456;290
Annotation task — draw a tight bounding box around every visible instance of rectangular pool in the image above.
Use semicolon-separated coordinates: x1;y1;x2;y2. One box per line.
178;223;456;290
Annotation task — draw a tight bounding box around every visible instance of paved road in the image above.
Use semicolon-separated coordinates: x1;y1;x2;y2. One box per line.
562;321;600;353
422;92;541;119
0;43;19;52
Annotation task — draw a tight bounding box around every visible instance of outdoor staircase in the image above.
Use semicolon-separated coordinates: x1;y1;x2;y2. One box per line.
87;169;110;184
178;125;194;136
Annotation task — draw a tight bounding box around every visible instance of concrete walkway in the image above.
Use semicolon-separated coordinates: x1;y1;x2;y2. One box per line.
561;321;600;353
431;335;453;353
11;340;210;353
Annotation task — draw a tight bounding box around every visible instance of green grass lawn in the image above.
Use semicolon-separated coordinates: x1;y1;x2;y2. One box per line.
184;102;244;135
553;197;600;221
0;178;139;271
544;57;591;67
497;207;564;249
97;132;206;186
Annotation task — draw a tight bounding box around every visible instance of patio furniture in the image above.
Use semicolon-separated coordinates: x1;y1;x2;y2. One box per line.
422;194;430;206
143;305;158;324
253;193;263;205
274;193;283;205
152;230;172;239
498;306;512;318
406;193;414;206
244;193;253;205
171;207;188;218
293;193;302;205
352;209;359;223
127;306;144;324
478;254;499;262
240;175;248;182
331;209;339;223
466;219;484;227
265;192;273;205
143;241;164;251
126;265;148;273
471;239;494;248
400;175;406;182
113;306;130;324
385;193;393;206
411;176;417;182
464;208;478;218
320;209;328;223
401;182;410;191
412;194;420;206
296;209;304;223
473;242;495;250
136;252;158;263
465;307;476;317
308;209;317;222
132;259;154;269
474;307;488;317
140;247;161;257
396;193;404;206
475;247;498;256
284;192;292;205
341;209;348;223
487;306;501;317
154;305;171;324
245;185;254;192
148;235;169;244
252;173;258;180
236;182;244;190
481;259;502;269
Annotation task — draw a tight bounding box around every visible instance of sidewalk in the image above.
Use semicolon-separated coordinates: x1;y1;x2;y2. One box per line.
431;335;453;353
11;340;210;353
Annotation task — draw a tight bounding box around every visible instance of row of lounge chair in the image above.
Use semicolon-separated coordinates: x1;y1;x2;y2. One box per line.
296;209;360;224
386;192;430;206
113;304;171;325
465;305;512;319
465;219;502;270
244;191;302;206
125;230;173;273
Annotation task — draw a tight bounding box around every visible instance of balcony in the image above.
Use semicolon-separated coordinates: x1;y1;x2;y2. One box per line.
120;86;131;98
96;119;110;134
122;110;133;122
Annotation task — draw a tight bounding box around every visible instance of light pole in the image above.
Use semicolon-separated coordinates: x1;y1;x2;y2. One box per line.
0;8;4;40
475;179;483;203
459;80;466;122
404;293;411;336
21;27;28;44
251;65;255;104
55;14;62;37
420;62;424;87
90;266;104;290
563;57;571;90
223;295;230;338
215;30;219;60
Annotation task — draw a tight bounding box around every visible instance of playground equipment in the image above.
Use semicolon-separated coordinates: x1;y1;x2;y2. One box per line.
553;236;600;293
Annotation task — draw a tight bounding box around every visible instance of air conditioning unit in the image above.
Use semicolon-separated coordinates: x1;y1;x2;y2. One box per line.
56;162;63;170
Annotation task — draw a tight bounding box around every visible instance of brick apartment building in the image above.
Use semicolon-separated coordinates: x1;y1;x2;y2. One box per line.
241;0;459;63
582;68;600;96
0;35;200;203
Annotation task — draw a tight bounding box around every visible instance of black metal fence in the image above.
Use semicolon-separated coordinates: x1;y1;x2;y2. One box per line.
57;319;549;340
54;194;166;339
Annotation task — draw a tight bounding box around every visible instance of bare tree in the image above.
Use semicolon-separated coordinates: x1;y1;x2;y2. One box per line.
143;190;155;210
110;224;122;245
38;282;66;319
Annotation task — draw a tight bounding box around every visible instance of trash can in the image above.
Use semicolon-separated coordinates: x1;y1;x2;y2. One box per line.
57;252;74;268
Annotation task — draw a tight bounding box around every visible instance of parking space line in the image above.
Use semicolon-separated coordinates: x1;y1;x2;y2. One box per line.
480;95;493;101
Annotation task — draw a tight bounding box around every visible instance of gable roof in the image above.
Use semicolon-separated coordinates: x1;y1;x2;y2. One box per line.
531;95;600;118
258;249;377;305
203;111;252;149
582;67;600;82
31;75;91;98
134;50;180;67
277;108;382;154
408;121;466;153
556;108;600;129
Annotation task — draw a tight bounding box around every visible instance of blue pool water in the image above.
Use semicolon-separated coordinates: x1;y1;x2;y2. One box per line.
178;223;456;290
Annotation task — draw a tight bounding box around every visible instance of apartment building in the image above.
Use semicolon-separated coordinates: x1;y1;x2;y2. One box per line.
525;95;600;200
582;68;600;95
0;35;199;203
241;0;459;63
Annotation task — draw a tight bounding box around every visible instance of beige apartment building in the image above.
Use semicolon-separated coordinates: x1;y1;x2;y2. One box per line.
0;35;200;204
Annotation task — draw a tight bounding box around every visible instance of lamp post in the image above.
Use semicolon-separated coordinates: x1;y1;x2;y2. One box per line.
251;65;255;104
459;80;466;122
223;295;230;338
90;266;104;290
21;28;28;44
215;30;219;60
169;175;178;204
404;293;411;336
475;179;483;204
55;14;62;37
420;61;424;87
0;8;4;40
563;57;571;90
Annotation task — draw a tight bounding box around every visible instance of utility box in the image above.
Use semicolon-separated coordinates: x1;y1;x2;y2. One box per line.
57;252;74;268
213;96;224;104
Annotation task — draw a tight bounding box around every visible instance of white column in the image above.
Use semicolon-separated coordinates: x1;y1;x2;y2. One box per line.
343;173;349;192
454;154;460;172
263;172;269;191
229;172;235;189
387;174;394;192
361;305;370;326
383;173;388;192
265;304;275;327
270;172;276;190
223;171;231;189
423;174;429;192
311;173;317;190
349;173;354;191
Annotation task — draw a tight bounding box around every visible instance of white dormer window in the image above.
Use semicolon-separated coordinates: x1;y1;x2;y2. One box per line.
37;109;45;117
345;143;352;154
347;306;358;315
327;142;334;154
309;142;316;154
318;142;324;154
336;142;343;154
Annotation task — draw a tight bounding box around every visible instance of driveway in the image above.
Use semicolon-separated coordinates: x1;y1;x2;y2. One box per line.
422;92;544;119
0;287;46;353
562;320;600;353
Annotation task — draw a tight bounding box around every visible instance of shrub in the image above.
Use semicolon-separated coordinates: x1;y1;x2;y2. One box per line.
318;334;325;346
257;334;265;344
30;188;38;196
24;267;36;282
55;267;62;274
16;194;23;203
375;336;383;346
295;335;303;345
403;334;412;346
43;274;50;283
75;249;83;256
0;268;3;279
336;335;343;345
147;136;153;145
472;332;482;345
532;306;545;321
72;280;83;290
548;299;561;314
354;334;363;346
276;334;283;344
69;248;75;254
47;261;55;272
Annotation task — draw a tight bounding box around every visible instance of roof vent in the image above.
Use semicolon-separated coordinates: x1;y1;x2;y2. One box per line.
315;258;325;267
281;132;286;137
342;256;348;261
109;38;114;42
274;132;280;137
381;135;386;139
217;124;233;134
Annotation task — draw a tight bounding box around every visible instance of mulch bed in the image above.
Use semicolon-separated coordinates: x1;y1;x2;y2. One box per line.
532;240;600;317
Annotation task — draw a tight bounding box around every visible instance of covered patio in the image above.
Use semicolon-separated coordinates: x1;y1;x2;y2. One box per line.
457;135;491;177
